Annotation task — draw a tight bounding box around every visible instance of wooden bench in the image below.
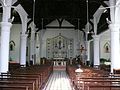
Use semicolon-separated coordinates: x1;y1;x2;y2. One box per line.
0;85;29;90
0;80;34;90
1;74;40;90
75;79;120;90
0;64;53;90
87;85;120;90
66;65;120;90
0;77;36;90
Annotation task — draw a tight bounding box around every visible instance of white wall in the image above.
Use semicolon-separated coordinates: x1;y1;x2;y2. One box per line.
10;24;21;63
99;29;110;60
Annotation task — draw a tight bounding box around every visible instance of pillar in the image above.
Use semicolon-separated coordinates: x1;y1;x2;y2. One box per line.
0;0;12;73
39;30;43;64
85;41;90;66
35;32;40;64
10;4;28;67
93;35;100;68
109;0;120;73
0;22;12;73
34;32;37;64
109;0;115;23
20;33;27;66
30;28;35;65
109;24;120;73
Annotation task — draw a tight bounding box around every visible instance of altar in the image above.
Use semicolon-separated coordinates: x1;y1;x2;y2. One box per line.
53;58;67;70
46;34;74;70
46;33;74;60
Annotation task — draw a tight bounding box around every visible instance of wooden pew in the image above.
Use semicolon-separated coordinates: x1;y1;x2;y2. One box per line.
76;79;120;90
66;65;120;90
0;85;29;90
87;85;120;90
0;77;36;90
74;73;120;90
0;74;40;90
0;80;34;90
0;64;53;90
8;65;52;88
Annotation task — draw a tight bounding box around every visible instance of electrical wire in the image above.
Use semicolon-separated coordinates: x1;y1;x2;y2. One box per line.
33;0;35;29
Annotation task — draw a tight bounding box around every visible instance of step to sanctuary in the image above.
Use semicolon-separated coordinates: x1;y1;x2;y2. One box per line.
53;66;66;70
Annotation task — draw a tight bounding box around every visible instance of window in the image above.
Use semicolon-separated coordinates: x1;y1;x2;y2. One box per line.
104;42;110;53
9;41;15;51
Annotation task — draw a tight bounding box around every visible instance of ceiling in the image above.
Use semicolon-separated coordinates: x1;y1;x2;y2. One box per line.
10;0;109;33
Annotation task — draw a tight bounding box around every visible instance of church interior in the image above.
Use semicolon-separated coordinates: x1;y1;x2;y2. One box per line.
0;0;120;90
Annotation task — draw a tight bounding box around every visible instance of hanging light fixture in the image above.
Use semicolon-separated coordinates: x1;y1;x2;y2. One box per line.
86;0;89;33
78;18;80;43
86;0;95;35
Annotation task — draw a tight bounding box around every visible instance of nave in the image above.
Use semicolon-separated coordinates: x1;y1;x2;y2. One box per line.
1;62;120;90
42;70;73;90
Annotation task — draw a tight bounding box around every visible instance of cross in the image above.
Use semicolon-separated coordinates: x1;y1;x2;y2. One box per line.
78;45;86;53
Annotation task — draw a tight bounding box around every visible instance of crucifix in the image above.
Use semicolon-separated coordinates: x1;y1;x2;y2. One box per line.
79;45;86;53
77;45;87;65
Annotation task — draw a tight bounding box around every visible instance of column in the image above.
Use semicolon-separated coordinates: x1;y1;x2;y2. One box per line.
30;28;35;65
0;22;12;73
20;33;27;66
26;37;31;66
93;35;100;68
39;30;43;64
34;32;37;64
86;41;90;66
84;32;88;65
0;0;12;73
109;24;120;73
35;32;40;64
19;12;28;66
109;0;120;73
109;0;115;23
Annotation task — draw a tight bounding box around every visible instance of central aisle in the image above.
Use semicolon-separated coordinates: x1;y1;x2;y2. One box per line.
42;70;73;90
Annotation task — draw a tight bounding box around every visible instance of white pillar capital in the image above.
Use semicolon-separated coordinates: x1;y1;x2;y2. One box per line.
20;33;28;38
0;22;12;30
92;35;100;40
31;29;35;33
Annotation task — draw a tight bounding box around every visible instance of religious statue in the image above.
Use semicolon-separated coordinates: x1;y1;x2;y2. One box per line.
58;40;62;49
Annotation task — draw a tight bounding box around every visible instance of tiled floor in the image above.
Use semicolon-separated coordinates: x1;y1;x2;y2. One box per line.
42;70;73;90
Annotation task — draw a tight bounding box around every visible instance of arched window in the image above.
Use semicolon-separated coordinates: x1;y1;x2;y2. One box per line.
104;42;110;53
9;41;15;51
